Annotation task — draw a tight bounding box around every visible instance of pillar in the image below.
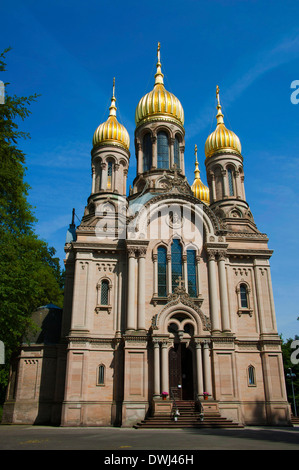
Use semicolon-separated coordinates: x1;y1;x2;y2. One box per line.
196;255;201;295
153;340;160;398
126;248;136;331
137;248;146;330
218;250;231;332
153;254;158;297
183;254;188;293
161;341;169;395
207;250;221;332
167;253;172;295
195;341;204;396
203;341;213;396
152;135;157;169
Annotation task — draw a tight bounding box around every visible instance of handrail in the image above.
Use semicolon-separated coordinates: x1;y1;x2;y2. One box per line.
195;394;204;421
170;387;178;412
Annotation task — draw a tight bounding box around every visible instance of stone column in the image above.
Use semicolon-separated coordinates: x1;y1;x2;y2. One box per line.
161;341;169;395
253;259;266;334
180;145;185;174
195;341;204;396
116;261;123;336
218;250;231;332
91;166;96;194
203;341;213;396
209;172;216;203
182;254;188;294
100;162;107;190
170;137;175;169
153;254;158;297
126;248;136;331
152;135;157;169
196;255;201;295
207;250;221;332
153;340;161;398
234;170;242;199
167;253;172;295
137;142;143;175
137;248;146;331
222;169;228;198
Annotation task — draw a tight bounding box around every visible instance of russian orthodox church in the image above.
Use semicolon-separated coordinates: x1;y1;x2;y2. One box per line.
2;45;291;427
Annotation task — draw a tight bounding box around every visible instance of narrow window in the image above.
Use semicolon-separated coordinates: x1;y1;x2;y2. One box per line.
240;284;248;308
248;365;256;386
98;365;105;385
174;136;180;169
107;161;113;189
143;133;152;172
157;246;167;297
187;249;197;297
227;168;234;196
157;131;169;169
171;239;182;292
101;280;109;305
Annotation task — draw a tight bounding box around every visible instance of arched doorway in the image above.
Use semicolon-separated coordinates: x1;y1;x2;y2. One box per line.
169;342;194;400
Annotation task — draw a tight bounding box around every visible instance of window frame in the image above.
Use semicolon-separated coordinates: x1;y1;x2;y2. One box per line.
97;364;106;386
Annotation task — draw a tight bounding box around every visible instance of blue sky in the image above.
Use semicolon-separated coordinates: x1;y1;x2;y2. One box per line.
1;0;299;340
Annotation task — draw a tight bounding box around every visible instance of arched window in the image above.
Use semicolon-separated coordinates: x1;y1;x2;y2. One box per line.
187;248;197;297
98;364;105;385
240;284;248;308
227;168;234;196
248;365;256;386
143;133;152;172
157;131;169;169
101;280;109;305
174;136;180;169
157;246;167;297
171;239;182;292
107;161;113;190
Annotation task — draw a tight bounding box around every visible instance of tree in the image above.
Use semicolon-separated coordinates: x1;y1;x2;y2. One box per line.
0;48;64;403
281;335;299;416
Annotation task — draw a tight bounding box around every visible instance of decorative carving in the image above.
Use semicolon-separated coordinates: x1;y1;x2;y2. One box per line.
160;168;193;196
152;288;209;331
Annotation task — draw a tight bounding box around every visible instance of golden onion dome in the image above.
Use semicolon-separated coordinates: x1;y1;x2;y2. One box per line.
191;145;210;204
93;78;130;151
205;86;241;159
135;43;184;129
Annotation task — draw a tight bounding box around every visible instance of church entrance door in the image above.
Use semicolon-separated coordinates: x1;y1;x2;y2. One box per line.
169;343;194;400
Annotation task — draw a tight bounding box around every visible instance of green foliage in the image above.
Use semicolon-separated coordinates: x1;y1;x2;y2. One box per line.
281;335;299;416
0;48;64;403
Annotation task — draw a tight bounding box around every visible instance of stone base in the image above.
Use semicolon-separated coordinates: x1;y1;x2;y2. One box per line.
121;401;148;427
152;398;173;416
201;400;219;415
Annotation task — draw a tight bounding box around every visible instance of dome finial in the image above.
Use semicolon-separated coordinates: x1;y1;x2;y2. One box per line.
194;144;200;179
155;41;164;86
216;85;224;125
109;77;117;117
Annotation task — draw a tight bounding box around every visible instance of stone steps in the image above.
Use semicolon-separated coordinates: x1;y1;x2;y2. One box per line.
134;401;243;429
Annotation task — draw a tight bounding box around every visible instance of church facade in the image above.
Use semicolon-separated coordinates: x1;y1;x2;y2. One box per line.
2;45;291;427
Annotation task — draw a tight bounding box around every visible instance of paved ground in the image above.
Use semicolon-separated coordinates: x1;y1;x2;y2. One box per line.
0;424;298;452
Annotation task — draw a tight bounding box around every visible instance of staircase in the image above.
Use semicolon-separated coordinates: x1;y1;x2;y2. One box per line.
134;400;243;429
291;414;299;425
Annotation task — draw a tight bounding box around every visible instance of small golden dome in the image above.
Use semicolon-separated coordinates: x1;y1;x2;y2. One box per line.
135;43;184;128
205;86;241;159
191;145;210;204
93;78;130;151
